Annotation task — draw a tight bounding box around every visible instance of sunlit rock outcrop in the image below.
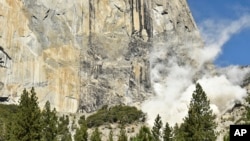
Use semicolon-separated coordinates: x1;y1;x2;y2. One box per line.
0;0;202;112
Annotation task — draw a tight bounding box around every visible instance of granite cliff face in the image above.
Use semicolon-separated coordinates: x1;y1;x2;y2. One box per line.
0;0;202;112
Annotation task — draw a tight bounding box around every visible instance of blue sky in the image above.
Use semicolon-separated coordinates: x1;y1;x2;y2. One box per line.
187;0;250;67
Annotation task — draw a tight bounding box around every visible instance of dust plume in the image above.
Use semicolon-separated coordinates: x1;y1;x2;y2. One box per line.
142;15;250;126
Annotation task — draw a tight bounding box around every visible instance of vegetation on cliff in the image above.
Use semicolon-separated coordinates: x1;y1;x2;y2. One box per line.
177;83;217;141
4;83;249;141
74;115;88;141
0;104;18;141
0;88;71;141
7;88;42;140
86;105;146;128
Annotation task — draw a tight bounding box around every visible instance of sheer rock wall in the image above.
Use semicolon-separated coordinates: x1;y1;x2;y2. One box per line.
0;0;201;112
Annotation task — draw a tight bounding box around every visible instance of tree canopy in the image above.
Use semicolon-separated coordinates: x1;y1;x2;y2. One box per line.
8;88;42;141
180;83;217;141
151;114;162;141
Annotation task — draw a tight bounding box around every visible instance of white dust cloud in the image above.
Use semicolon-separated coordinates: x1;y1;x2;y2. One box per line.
142;15;250;126
199;15;250;62
217;66;250;85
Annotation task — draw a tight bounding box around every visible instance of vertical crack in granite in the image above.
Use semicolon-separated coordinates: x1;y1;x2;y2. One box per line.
129;0;153;40
129;0;135;32
0;0;204;113
138;0;143;36
88;0;95;48
143;0;153;40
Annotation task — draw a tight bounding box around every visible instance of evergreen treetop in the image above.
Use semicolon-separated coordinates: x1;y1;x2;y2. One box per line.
90;128;102;141
74;115;88;141
181;83;217;141
9;88;42;141
151;114;163;141
163;122;172;141
41;101;58;141
131;125;153;141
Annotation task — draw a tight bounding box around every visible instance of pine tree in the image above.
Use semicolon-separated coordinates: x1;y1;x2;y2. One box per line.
163;122;172;141
0;104;17;141
90;128;102;141
0;118;6;141
118;126;128;141
171;123;185;141
74;115;88;141
181;83;216;141
58;115;72;141
5;119;14;141
61;133;72;141
9;88;42;141
151;114;162;141
41;101;58;141
108;129;114;141
131;125;153;141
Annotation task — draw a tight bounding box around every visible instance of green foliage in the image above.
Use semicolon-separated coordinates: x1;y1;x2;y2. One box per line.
131;125;153;141
1;88;74;141
58;115;72;141
8;88;42;141
245;108;250;123
244;92;250;123
180;83;217;141
172;124;186;141
90;128;102;141
118;127;128;141
0;84;221;141
0;104;18;141
172;123;184;141
41;101;58;141
163;122;172;141
151;114;162;141
78;115;86;125
61;133;72;141
75;115;88;141
86;105;145;128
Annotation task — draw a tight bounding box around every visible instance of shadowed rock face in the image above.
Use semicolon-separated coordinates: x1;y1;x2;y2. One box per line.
0;0;202;112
